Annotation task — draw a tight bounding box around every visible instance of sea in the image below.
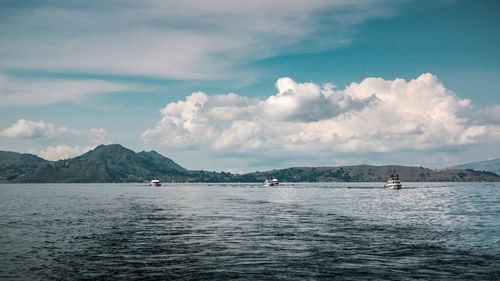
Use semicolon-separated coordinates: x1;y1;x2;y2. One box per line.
1;182;499;280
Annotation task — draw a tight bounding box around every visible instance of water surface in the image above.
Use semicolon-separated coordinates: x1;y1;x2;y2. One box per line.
1;182;499;280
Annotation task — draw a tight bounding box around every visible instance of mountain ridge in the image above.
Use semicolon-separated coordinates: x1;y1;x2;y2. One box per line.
1;144;499;183
448;158;500;175
243;165;500;182
0;144;186;183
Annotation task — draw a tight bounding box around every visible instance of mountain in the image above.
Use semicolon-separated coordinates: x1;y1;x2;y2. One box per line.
243;165;500;182
0;144;186;183
0;151;48;181
0;151;47;166
137;150;185;172
1;145;500;183
449;158;500;175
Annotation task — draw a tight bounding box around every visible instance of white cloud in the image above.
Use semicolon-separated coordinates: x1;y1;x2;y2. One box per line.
0;119;111;150
1;119;70;140
0;74;131;106
480;105;500;124
0;0;402;80
37;145;96;160
89;128;108;144
1;120;112;155
143;73;500;157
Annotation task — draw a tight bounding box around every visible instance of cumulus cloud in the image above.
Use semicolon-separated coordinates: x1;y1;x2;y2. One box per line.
1;120;112;156
37;145;96;160
0;119;110;160
1;119;70;140
0;74;131;106
143;73;500;156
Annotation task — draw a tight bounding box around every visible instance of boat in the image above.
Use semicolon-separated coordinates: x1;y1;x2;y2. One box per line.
149;179;161;187
384;174;402;189
264;178;279;186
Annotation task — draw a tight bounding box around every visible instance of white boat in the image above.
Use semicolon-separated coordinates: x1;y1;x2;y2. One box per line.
264;178;279;186
384;174;402;189
150;179;161;187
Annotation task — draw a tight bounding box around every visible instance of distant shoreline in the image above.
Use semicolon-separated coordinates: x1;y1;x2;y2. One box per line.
2;144;499;183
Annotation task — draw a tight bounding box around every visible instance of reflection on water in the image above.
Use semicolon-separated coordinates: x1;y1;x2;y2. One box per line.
1;183;499;280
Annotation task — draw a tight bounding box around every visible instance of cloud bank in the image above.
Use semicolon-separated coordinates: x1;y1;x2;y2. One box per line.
0;74;132;106
0;1;404;107
1;119;111;160
0;0;402;80
1;119;70;140
143;73;500;157
36;145;96;161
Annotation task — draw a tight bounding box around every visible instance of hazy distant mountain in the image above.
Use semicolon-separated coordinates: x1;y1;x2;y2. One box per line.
449;158;500;175
1;145;499;183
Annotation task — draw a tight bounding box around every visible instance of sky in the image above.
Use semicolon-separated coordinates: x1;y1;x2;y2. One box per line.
1;0;499;173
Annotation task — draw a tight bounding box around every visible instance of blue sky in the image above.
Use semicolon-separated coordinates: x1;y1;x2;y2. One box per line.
1;0;499;172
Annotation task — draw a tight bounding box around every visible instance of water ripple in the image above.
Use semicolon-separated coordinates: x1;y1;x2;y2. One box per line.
0;182;499;280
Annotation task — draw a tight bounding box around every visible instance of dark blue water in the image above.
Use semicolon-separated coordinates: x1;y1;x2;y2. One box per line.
1;183;499;280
